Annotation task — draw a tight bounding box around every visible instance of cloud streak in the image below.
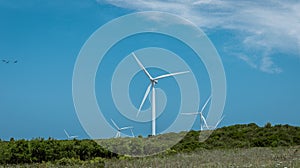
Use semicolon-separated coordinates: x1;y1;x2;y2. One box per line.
98;0;300;73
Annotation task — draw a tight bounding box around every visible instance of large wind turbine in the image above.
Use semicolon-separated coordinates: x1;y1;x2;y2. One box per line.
181;96;211;131
64;129;78;140
132;52;189;136
111;119;134;138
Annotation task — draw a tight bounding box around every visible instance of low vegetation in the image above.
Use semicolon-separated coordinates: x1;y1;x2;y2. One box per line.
104;146;300;168
0;123;299;167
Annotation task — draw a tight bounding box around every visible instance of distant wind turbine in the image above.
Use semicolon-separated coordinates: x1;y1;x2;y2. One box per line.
64;129;78;140
132;52;189;136
111;119;134;138
181;96;211;131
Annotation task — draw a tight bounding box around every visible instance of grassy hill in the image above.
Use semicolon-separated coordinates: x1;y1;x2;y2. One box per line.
0;123;299;167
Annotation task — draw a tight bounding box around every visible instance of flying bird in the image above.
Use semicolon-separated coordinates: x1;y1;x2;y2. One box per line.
1;59;18;64
2;60;9;63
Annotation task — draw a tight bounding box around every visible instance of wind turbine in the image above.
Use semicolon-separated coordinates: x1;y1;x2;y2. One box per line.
181;96;211;131
111;119;134;138
132;52;189;136
64;129;78;140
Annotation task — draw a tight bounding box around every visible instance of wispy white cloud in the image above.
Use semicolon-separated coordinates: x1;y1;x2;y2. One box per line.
98;0;300;73
260;55;282;74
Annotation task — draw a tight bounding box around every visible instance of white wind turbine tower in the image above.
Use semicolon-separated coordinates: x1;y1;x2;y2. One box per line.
181;96;211;131
132;52;189;136
64;129;78;140
111;119;134;138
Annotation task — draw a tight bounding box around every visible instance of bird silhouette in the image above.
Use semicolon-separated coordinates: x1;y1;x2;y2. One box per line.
1;59;18;64
2;60;9;63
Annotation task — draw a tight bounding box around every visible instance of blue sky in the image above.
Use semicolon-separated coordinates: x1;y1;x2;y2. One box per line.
0;0;299;140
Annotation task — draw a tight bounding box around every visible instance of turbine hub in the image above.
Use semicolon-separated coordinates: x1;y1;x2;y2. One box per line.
151;79;158;84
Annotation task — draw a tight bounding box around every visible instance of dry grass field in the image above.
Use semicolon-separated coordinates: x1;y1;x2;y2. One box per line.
2;146;299;168
105;146;300;168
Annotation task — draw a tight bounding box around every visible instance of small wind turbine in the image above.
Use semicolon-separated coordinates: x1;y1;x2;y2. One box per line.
132;52;189;136
111;119;134;138
64;129;78;140
181;96;211;131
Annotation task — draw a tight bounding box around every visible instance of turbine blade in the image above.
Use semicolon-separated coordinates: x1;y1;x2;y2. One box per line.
130;128;135;137
137;83;152;117
181;112;200;115
111;119;120;130
200;113;209;129
120;126;133;130
214;115;224;129
132;52;153;79
200;95;211;113
153;71;189;80
64;129;70;138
